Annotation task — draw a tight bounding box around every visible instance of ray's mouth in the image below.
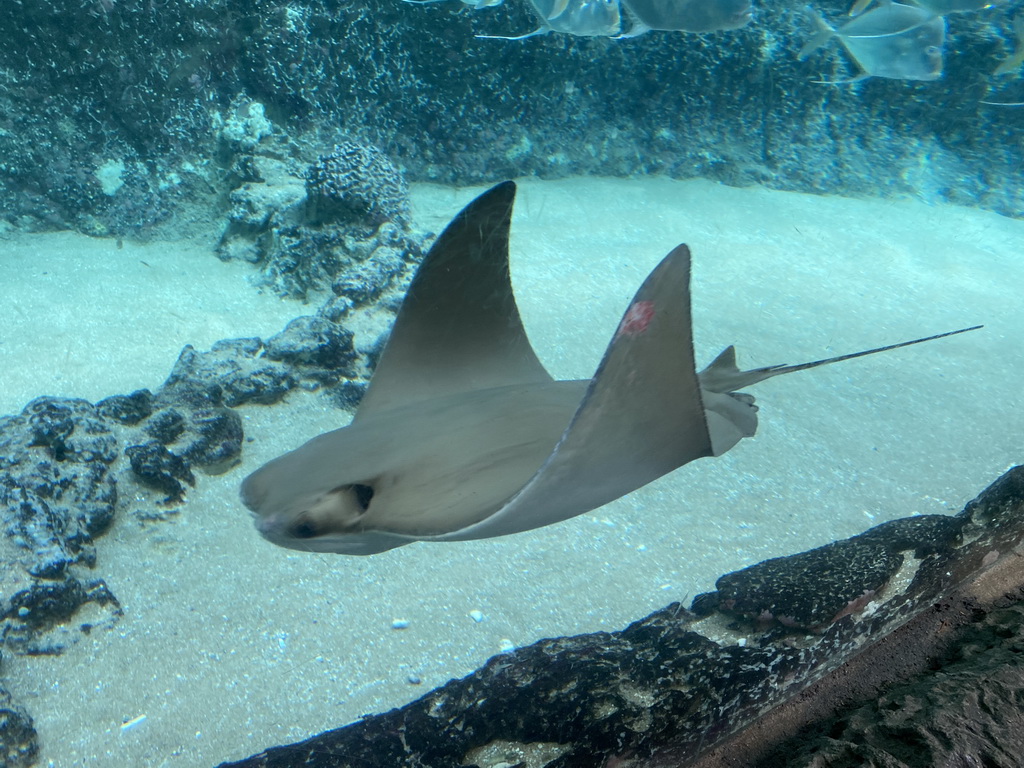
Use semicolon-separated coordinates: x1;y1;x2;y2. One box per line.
254;513;280;537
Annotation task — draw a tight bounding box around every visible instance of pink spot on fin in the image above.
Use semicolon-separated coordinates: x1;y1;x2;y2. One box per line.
617;301;655;338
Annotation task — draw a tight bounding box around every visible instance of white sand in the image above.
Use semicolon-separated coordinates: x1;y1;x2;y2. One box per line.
0;234;304;412
1;177;1020;768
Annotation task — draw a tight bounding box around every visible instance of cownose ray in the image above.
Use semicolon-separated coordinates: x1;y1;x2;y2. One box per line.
241;181;980;556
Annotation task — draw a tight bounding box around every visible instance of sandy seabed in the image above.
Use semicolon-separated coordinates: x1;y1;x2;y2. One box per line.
0;176;1020;768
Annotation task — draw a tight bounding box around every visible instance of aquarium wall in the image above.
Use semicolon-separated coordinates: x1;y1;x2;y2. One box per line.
0;0;1021;238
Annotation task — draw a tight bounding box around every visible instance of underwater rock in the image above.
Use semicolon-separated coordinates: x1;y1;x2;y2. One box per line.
760;601;1024;767
217;466;1024;768
0;678;39;768
329;231;409;309
175;408;244;475
218;155;308;267
1;576;122;656
95;389;155;426
263;316;357;377
216;139;423;302
159;340;295;409
2;0;1023;232
125;442;196;504
696;515;964;631
0;398;119;573
304;143;410;228
0;311;369;661
144;408;188;444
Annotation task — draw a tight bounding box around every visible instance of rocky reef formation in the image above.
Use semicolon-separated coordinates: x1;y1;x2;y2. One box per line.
216;138;423;302
0;308;372;763
0;0;1020;238
0;318;365;648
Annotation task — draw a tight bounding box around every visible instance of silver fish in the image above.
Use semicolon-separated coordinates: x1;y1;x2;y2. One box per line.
478;0;622;39
799;1;946;83
849;0;1000;17
408;0;503;8
992;13;1024;75
618;0;753;37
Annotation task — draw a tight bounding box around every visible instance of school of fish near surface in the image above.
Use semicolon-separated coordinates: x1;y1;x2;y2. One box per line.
406;0;1023;86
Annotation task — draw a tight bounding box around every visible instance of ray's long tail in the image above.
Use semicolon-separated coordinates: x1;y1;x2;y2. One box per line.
700;325;983;394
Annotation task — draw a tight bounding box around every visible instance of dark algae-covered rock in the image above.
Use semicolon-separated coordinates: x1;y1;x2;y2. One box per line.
0;396;123;656
125;441;196;504
699;514;964;631
0;673;38;768
304;142;410;228
263;316;357;374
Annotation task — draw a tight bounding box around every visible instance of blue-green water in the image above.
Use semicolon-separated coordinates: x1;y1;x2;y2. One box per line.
1;0;1023;762
2;177;1020;766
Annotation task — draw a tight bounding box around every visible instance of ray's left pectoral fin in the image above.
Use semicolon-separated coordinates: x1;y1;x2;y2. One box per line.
439;244;716;541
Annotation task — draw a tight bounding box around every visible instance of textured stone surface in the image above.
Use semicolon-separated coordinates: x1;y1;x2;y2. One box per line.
305;142;410;227
263;316;357;375
696;515;964;631
125;441;196;504
216;467;1024;768
216;141;424;301
0;1;1020;237
761;601;1024;767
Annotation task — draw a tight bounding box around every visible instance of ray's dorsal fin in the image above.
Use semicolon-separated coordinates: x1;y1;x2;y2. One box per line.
439;244;715;541
700;325;983;394
355;181;553;421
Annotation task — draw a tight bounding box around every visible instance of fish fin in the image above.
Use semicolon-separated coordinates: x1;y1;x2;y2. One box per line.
355;182;553;421
798;8;835;60
993;16;1024;75
693;326;980;455
992;58;1019;75
476;26;551;39
439;244;715;541
614;21;652;38
847;0;874;15
546;0;571;20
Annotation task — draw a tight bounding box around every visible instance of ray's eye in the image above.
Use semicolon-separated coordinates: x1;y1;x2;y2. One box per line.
352;483;374;512
288;517;320;539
